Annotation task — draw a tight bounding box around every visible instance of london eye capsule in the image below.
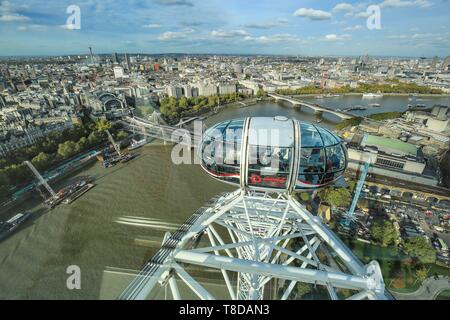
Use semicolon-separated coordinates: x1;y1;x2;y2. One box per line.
198;116;348;192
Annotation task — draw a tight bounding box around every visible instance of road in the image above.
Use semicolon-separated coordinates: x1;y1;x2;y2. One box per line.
393;276;450;300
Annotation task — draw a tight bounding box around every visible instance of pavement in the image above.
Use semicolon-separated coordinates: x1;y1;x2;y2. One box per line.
392;276;450;300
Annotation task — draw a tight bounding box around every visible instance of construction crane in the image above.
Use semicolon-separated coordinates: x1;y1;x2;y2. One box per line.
343;159;371;227
24;161;56;199
106;130;122;157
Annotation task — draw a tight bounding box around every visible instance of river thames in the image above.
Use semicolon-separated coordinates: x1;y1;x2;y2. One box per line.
0;96;448;299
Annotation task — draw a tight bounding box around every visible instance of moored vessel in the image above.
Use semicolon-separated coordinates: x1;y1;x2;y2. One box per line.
0;212;32;242
362;93;383;98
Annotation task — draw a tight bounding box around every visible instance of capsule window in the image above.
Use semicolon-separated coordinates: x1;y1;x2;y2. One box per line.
325;145;346;172
300;123;323;147
247;145;292;189
316;126;340;146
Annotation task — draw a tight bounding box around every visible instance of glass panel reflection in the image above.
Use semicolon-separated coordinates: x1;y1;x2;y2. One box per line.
316;126;340;146
248;145;291;189
300;123;323;147
325;145;346;172
296;124;346;189
200;119;243;184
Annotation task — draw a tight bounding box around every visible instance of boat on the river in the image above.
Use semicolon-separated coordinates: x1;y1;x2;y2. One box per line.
45;178;95;208
0;212;32;242
128;138;148;151
61;183;95;205
362;93;383;99
343;106;367;111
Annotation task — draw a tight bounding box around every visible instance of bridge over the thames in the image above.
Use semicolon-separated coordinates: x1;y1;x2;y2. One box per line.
268;93;355;120
119;115;201;147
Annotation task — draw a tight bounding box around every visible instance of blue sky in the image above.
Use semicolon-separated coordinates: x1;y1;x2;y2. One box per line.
0;0;449;57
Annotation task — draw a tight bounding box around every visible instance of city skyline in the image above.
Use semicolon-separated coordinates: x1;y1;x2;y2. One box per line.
0;0;449;57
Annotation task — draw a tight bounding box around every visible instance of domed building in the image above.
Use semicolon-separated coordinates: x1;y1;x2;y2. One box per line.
86;91;128;120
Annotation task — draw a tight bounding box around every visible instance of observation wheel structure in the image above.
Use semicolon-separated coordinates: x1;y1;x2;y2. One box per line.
119;117;390;300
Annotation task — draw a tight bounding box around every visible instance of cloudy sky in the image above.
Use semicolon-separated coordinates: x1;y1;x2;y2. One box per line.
0;0;449;57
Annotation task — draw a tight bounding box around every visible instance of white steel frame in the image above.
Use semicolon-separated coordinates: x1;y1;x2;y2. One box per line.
119;189;389;300
119;116;389;300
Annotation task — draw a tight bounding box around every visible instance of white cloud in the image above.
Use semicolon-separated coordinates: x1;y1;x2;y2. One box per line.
210;29;250;38
0;1;31;23
379;0;433;8
244;33;301;43
17;24;48;31
158;28;194;40
0;13;30;22
59;23;78;30
333;3;355;12
386;32;442;40
343;25;363;31
0;1;29;13
244;19;288;29
293;8;332;20
355;11;371;18
324;34;352;41
142;24;162;29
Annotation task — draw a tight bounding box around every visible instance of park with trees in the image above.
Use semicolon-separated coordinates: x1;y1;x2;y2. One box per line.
0;118;122;203
335;111;404;130
275;82;443;96
159;92;253;121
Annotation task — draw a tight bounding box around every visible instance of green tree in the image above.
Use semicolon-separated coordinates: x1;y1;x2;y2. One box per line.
299;192;310;202
370;220;398;247
116;131;128;141
31;152;53;171
403;237;436;264
319;187;351;208
88;131;104;147
295;283;311;298
57;141;78;159
0;171;10;202
207;96;216;107
95;119;112;132
368;112;403;121
77;136;89;151
335;117;363;130
4;164;29;185
440;150;450;188
256;89;266;97
347;179;357;194
178;96;188;109
415;267;429;283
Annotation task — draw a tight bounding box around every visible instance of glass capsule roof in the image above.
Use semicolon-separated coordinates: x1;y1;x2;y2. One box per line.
300;122;341;147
